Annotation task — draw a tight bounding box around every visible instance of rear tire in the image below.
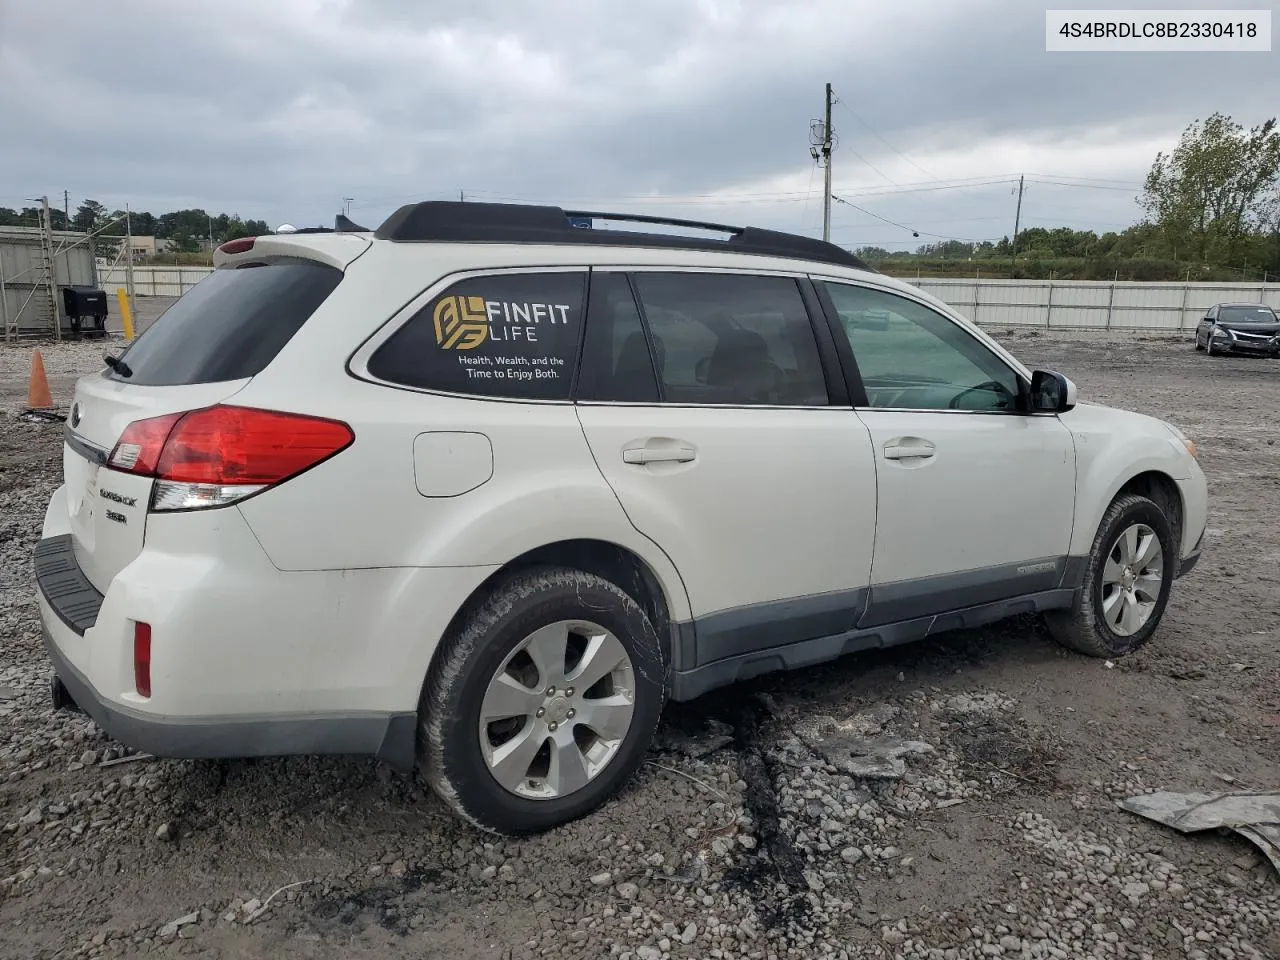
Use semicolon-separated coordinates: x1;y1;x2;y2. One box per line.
1194;335;1204;351
1046;494;1176;659
419;566;667;835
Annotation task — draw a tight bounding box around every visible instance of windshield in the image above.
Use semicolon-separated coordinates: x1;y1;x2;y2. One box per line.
1219;306;1277;323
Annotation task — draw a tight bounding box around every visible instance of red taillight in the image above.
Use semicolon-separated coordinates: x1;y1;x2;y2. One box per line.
218;237;255;255
134;622;152;698
107;405;353;510
107;413;183;475
155;406;354;485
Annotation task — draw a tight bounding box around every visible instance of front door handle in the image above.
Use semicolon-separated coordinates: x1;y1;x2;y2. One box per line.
883;437;936;461
622;440;697;464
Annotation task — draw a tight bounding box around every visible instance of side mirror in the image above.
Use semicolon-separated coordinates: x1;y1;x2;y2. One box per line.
1029;370;1077;413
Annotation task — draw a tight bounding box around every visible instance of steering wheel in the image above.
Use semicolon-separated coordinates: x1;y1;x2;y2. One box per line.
948;380;1016;411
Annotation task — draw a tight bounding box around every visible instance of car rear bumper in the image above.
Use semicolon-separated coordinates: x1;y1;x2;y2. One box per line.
33;498;496;773
40;615;417;769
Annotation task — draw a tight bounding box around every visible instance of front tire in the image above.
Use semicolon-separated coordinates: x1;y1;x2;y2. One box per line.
1046;494;1176;658
419;566;667;835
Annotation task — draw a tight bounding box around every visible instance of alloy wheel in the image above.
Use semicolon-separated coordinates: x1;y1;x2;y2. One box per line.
1100;523;1164;637
478;620;636;800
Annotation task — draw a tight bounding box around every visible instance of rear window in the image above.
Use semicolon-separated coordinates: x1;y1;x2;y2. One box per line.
108;258;342;386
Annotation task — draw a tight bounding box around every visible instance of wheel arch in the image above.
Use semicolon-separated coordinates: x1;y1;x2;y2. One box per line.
1117;471;1183;526
1073;467;1185;558
429;537;689;681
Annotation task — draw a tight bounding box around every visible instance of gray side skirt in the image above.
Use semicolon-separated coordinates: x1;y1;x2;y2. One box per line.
669;556;1085;702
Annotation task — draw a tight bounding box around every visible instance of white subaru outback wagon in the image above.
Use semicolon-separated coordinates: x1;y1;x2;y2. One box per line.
36;202;1207;834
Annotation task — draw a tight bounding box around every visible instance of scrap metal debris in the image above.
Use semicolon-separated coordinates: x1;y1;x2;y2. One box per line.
1120;790;1280;874
815;735;935;780
19;409;66;423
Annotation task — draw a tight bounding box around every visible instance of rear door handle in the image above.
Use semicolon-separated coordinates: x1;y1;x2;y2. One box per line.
883;438;936;460
622;441;697;464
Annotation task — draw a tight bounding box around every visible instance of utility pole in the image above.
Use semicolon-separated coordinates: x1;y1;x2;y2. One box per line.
343;197;353;216
809;84;835;242
63;190;69;226
208;215;215;253
1011;174;1025;255
822;83;834;242
459;189;464;202
125;202;136;314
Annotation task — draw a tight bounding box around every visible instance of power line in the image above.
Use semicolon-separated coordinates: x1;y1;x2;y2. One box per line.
837;178;1020;199
834;215;1017;227
828;88;896;186
450;179;1026;208
1025;172;1144;187
1025;178;1142;192
363;175;1046;211
832;193;1009;244
833;97;938;181
799;161;819;231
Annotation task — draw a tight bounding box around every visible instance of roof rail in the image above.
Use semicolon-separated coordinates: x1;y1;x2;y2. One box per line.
373;201;873;272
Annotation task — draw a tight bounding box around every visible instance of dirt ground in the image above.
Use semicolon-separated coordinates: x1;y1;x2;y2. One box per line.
1;330;1277;960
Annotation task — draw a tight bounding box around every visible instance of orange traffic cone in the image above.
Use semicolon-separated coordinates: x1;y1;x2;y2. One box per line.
27;349;54;410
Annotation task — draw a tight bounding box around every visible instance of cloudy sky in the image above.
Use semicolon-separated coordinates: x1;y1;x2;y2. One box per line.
0;0;1274;249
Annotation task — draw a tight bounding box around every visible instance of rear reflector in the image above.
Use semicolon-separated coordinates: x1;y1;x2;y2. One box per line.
134;622;152;698
107;405;354;510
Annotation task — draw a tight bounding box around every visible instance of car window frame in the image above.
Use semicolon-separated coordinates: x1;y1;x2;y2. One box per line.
347;265;590;405
573;266;850;409
811;276;1032;416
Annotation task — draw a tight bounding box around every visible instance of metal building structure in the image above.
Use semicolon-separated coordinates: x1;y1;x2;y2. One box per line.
1;213;98;341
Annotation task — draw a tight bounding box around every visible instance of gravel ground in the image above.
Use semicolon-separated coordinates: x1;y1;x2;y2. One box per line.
1;331;1278;960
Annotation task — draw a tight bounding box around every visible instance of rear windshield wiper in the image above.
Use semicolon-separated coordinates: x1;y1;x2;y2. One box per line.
103;352;133;378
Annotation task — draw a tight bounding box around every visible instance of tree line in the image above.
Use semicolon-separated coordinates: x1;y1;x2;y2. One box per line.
0;202;270;257
862;113;1280;282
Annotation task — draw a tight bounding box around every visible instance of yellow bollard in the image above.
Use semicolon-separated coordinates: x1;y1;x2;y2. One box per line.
116;288;135;341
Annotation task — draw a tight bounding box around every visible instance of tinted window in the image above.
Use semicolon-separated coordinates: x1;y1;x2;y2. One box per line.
824;282;1019;412
1219;305;1277;323
368;272;586;400
631;273;828;405
109;258;341;386
577;273;660;402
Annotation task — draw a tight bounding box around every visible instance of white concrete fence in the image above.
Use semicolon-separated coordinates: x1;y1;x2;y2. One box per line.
99;266;1280;333
98;265;214;298
915;278;1279;332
